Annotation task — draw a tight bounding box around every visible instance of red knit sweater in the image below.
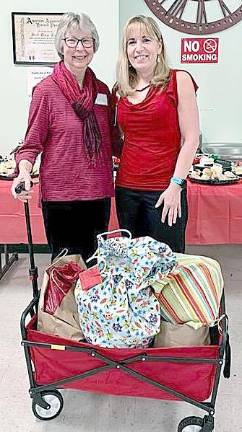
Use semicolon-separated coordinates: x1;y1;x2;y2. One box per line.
16;74;119;201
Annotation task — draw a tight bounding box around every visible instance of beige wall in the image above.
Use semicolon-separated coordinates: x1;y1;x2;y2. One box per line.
119;0;242;145
0;1;119;155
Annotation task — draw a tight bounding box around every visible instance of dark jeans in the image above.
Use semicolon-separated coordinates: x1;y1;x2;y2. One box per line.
115;187;188;253
42;198;111;262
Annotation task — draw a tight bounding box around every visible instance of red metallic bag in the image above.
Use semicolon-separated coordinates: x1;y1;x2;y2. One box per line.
44;262;81;314
37;254;86;341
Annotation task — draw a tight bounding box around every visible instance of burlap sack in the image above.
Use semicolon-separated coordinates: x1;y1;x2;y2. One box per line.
37;254;86;341
154;321;210;348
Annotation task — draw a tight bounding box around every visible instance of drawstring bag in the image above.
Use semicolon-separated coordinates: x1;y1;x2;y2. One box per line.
75;230;177;348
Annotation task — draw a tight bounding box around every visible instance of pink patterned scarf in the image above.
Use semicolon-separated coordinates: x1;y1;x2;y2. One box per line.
52;61;101;162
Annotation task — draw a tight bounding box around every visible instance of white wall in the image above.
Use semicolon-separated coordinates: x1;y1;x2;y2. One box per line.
119;0;242;145
0;1;119;155
1;0;241;155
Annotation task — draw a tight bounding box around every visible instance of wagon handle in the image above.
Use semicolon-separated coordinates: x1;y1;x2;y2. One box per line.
15;182;39;300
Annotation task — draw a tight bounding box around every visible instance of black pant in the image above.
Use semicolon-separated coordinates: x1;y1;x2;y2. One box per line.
42;199;111;262
115;187;188;253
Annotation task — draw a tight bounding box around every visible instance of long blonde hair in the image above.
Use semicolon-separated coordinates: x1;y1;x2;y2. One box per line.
116;15;170;97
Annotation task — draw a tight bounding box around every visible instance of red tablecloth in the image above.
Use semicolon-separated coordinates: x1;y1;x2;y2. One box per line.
186;179;242;244
1;179;242;245
0;181;46;244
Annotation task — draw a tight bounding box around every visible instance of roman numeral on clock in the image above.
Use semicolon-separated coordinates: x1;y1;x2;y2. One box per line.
162;0;188;19
196;0;207;24
218;0;231;17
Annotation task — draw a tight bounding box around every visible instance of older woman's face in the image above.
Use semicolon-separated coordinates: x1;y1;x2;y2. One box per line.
126;24;161;76
63;26;94;73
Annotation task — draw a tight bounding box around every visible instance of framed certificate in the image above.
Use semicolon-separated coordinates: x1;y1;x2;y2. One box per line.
12;12;63;65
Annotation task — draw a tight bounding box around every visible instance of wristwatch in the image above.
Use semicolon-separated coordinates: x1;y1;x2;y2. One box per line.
170;176;187;189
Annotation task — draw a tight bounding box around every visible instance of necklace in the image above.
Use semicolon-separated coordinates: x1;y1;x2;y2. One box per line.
135;84;150;92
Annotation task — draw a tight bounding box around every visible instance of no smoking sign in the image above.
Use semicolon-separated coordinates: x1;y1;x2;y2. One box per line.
181;38;219;64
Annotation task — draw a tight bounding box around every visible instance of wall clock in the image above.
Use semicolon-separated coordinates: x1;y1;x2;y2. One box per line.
144;0;242;34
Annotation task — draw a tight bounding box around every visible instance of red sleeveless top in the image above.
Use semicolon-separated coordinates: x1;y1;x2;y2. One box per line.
116;70;196;191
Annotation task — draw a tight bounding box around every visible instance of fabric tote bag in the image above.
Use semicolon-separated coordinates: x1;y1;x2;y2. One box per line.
75;230;177;348
152;253;224;329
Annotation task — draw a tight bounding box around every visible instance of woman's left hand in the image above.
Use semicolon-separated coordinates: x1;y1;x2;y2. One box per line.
155;183;182;226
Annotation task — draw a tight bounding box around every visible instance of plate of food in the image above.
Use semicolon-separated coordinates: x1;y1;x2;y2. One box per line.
189;177;240;185
189;165;240;185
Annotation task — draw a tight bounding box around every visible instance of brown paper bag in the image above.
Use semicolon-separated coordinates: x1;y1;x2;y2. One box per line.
37;254;86;341
154;321;210;348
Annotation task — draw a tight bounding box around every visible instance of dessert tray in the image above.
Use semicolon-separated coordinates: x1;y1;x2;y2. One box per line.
189;163;240;185
189;176;240;185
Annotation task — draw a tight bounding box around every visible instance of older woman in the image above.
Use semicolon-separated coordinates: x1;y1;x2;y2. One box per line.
12;12;120;261
115;15;200;253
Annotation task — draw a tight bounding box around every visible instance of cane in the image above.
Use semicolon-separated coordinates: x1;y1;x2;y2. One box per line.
15;181;39;300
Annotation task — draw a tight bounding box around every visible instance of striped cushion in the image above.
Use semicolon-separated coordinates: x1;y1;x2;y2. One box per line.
152;254;224;329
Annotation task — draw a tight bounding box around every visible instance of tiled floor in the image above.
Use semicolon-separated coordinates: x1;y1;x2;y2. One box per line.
0;245;241;431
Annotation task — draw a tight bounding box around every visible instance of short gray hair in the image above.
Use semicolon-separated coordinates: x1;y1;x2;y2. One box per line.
55;12;100;59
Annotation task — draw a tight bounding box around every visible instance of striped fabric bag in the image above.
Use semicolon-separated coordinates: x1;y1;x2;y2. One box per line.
152;253;224;329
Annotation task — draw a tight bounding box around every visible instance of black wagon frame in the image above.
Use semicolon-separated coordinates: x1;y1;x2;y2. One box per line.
20;200;231;431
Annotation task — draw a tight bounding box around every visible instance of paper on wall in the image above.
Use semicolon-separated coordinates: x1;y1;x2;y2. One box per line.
27;67;53;102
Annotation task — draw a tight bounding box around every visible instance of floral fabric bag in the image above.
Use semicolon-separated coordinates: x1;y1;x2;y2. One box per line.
75;230;177;348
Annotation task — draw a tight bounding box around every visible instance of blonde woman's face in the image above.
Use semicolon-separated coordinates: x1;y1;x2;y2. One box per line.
126;24;162;75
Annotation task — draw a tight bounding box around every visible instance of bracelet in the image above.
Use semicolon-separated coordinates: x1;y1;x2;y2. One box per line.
170;176;186;188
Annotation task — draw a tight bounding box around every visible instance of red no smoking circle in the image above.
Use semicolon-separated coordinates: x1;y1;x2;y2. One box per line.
203;39;218;54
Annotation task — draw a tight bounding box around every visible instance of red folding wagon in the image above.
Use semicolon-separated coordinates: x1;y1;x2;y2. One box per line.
20;199;231;432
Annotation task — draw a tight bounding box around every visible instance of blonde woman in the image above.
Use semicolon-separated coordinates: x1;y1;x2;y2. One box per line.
115;15;199;253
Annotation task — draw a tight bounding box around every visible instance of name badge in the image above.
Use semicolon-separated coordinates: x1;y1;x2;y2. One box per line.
95;93;108;106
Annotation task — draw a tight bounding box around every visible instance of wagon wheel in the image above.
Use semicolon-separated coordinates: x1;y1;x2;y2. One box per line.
32;390;64;421
177;416;203;432
178;414;215;432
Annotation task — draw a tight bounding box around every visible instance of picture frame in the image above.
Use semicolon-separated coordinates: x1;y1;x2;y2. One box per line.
11;12;63;65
